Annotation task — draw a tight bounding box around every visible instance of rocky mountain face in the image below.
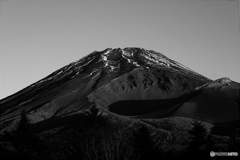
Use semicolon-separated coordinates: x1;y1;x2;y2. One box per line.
0;48;239;160
171;77;240;123
0;47;238;128
88;67;206;111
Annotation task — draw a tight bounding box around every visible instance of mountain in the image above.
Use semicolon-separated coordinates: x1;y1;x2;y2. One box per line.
0;48;211;125
0;48;239;159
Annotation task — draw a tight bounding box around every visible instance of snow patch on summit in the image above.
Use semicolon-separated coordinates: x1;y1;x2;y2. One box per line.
140;51;170;67
103;48;112;55
122;48;133;57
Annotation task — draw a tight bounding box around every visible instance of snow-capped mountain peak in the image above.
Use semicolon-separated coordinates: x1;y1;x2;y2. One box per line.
0;47;216;126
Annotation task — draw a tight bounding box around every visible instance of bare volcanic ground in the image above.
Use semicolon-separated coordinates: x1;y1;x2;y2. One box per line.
90;75;240;123
0;48;210;131
88;67;206;107
0;48;239;160
1;48;238;131
171;78;240;123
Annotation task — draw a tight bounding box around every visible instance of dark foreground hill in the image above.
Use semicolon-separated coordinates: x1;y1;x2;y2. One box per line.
0;48;239;160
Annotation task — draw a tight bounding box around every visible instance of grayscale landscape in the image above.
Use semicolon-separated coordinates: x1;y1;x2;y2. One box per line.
0;0;239;160
0;48;239;160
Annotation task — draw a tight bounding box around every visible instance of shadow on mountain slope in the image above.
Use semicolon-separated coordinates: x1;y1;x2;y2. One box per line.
107;78;240;124
108;89;202;116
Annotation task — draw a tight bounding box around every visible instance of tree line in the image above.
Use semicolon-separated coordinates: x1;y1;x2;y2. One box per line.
1;106;238;160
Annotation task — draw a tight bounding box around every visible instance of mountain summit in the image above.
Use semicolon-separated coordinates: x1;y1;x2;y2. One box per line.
0;48;239;128
0;48;239;160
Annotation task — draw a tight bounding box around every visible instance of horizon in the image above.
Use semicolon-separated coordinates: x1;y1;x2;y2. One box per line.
0;0;239;100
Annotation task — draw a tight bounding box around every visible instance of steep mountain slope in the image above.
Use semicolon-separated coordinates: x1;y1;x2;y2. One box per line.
109;78;239;123
171;77;239;123
1;47;239;160
0;47;235;130
88;67;206;109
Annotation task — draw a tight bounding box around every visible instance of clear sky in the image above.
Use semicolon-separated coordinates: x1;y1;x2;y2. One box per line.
0;0;239;99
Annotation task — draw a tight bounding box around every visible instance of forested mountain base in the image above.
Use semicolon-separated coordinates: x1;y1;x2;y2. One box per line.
1;108;239;160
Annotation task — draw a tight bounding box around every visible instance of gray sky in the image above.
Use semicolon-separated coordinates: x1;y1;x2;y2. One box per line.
0;0;239;99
